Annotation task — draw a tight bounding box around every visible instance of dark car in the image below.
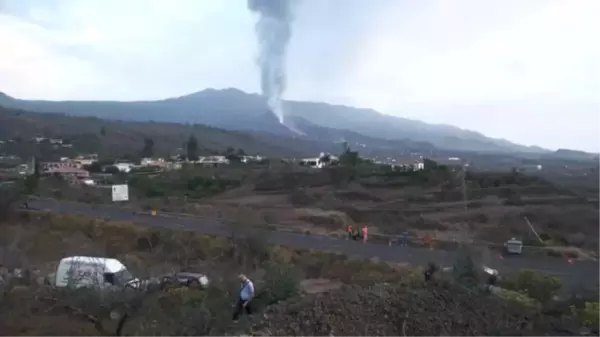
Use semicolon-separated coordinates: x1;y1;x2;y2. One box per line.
160;272;210;290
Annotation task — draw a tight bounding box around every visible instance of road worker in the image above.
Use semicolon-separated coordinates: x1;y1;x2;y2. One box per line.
361;225;368;243
424;233;432;248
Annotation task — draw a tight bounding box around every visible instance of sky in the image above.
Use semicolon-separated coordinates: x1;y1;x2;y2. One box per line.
1;0;599;152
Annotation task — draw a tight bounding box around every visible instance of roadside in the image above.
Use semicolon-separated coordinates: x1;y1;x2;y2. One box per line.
26;197;598;261
22;199;600;293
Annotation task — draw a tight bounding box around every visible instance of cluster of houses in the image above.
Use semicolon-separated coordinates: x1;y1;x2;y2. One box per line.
0;137;73;148
31;153;267;186
298;152;468;172
31;152;467;183
32;137;73;148
1;133;478;186
299;153;340;168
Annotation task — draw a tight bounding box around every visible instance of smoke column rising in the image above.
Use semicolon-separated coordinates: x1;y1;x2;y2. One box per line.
247;0;294;125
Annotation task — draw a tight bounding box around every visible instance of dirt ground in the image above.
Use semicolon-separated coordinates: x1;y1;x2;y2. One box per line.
1;212;596;336
178;181;599;258
35;166;599;258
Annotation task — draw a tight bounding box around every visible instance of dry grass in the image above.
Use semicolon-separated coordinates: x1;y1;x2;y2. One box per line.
1;211;415;284
34;166;599;254
0;211;423;336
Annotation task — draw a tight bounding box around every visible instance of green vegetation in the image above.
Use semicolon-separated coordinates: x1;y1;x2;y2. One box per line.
493;288;542;311
140;137;154;158
186;134;199;161
572;302;600;329
0;208;597;335
0;211;411;335
129;166;242;199
501;270;562;303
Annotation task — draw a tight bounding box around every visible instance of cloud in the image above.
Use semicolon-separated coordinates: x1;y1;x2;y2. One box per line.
343;0;599;104
0;0;257;99
0;0;598;151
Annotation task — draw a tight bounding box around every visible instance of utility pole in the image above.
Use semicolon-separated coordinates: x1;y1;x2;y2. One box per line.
29;156;36;175
523;216;544;244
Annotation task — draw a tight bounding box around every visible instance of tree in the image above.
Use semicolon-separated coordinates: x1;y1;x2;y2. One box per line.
423;158;438;170
23;157;40;194
104;166;120;174
186;135;199;162
0;184;22;219
83;162;103;173
141;137;154;158
338;145;360;183
225;154;242;163
339;148;359;168
452;246;480;288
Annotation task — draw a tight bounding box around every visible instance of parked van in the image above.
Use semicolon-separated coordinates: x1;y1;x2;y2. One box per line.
55;256;140;289
504;238;523;255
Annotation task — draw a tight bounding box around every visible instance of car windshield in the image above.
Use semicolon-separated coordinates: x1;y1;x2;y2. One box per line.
113;269;135;286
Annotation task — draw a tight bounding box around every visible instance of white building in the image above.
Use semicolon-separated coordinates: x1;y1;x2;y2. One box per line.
299;153;339;169
196;156;229;166
413;161;425;170
141;157;166;166
114;163;134;173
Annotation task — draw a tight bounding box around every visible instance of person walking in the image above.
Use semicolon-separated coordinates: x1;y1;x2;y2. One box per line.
346;225;353;240
232;274;254;322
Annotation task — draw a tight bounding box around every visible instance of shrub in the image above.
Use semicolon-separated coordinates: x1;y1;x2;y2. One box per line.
0;184;22;220
452;247;480;288
501;270;562;303
253;261;300;309
493;287;541;311
571;301;600;330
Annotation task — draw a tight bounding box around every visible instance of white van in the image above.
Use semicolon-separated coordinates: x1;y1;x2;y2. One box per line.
55;256;140;289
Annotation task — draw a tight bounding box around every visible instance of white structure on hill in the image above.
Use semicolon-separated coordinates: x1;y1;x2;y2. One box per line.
299;152;339;169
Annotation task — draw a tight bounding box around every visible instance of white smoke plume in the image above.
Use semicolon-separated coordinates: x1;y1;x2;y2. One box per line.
247;0;295;126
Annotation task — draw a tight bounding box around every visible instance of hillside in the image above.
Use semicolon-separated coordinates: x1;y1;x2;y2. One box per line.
0;89;548;154
0;106;313;159
0;106;447;161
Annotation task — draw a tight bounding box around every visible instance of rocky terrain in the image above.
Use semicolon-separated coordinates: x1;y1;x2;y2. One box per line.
255;282;538;336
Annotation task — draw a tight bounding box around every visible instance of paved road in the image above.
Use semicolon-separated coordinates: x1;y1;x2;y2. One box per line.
26;199;599;292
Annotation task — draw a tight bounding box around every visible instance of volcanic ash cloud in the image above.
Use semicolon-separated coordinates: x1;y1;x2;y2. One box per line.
248;0;294;125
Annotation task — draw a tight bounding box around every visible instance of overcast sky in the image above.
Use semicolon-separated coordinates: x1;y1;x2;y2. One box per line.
1;0;599;151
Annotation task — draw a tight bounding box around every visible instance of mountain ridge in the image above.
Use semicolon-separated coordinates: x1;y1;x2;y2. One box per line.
0;88;570;154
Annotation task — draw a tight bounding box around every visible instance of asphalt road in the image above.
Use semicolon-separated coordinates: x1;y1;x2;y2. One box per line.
26;199;599;292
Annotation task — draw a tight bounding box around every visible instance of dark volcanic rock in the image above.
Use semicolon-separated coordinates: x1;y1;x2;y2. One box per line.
252;281;538;336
